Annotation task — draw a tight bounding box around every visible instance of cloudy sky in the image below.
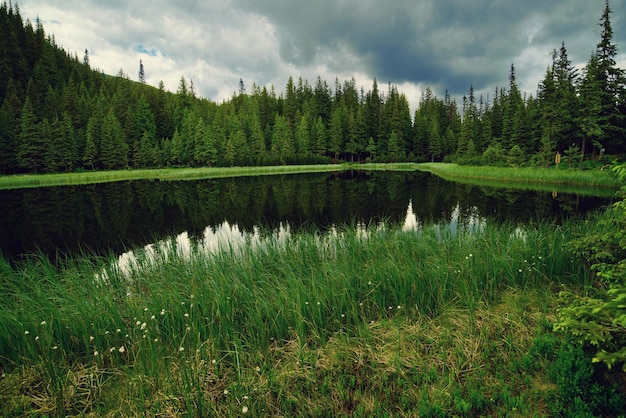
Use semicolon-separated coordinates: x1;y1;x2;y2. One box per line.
20;0;626;110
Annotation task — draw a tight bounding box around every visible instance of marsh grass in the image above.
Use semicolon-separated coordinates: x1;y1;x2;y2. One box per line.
1;162;620;193
0;221;594;415
0;165;344;190
418;162;622;192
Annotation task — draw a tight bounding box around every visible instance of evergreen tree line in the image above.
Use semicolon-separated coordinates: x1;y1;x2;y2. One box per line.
1;1;624;175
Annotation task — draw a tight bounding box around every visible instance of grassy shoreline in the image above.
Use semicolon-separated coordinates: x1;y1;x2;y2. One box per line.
1;219;615;416
417;162;621;189
0;162;620;192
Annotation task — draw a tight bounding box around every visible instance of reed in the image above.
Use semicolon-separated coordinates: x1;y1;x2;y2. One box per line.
0;220;599;416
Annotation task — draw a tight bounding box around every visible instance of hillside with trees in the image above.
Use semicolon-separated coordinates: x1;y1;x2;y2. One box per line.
0;1;624;175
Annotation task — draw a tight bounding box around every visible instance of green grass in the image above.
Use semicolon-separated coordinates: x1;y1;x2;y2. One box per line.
0;219;603;416
417;162;622;190
0;165;344;190
0;162;620;193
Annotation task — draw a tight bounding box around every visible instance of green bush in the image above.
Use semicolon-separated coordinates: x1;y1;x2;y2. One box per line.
556;164;626;372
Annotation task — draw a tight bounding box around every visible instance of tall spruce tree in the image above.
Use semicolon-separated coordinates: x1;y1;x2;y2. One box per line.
593;0;626;153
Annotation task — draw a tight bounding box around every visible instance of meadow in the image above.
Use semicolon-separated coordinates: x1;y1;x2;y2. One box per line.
2;215;623;416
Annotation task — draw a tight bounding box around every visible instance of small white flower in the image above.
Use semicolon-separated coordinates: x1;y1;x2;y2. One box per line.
154;338;159;342
109;347;115;353
35;336;39;341
317;301;321;305
184;313;189;318
105;330;109;335
160;309;166;315
136;321;141;326
40;321;47;326
179;347;184;352
397;305;401;310
144;307;148;311
52;345;58;350
118;346;125;353
181;302;185;305
151;315;156;320
89;336;94;342
212;359;217;364
243;395;249;400
141;322;147;330
242;406;249;414
255;366;261;372
24;330;30;335
94;351;99;356
223;389;229;395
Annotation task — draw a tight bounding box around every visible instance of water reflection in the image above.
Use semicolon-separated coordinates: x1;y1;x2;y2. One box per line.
0;171;614;261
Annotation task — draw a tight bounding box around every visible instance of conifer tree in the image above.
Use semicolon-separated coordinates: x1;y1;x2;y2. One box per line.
295;113;310;156
310;115;327;156
100;107;128;169
329;107;344;160
17;97;48;173
592;0;626;153
138;59;145;84
83;116;98;170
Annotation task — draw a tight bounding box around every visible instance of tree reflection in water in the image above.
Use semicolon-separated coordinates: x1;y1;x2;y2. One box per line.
0;171;614;262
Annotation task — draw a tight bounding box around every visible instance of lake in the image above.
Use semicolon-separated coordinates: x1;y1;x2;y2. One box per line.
0;170;614;261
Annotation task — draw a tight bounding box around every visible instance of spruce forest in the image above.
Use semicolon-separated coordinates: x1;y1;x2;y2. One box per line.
1;1;625;176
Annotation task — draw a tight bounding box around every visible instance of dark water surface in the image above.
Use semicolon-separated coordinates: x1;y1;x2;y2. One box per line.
0;170;614;260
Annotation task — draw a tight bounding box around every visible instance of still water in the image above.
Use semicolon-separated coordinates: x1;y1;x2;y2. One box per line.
0;170;614;260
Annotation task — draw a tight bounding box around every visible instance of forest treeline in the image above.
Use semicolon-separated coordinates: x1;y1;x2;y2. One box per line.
1;1;625;175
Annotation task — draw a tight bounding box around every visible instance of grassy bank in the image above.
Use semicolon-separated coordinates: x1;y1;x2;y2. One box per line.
3;219;621;416
0;165;344;190
418;162;622;190
1;162;621;192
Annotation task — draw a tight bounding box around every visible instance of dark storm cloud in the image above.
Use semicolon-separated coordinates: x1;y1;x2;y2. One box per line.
20;0;626;105
235;0;626;96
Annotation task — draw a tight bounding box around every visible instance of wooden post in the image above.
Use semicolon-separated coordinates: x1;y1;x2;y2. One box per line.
555;152;561;169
